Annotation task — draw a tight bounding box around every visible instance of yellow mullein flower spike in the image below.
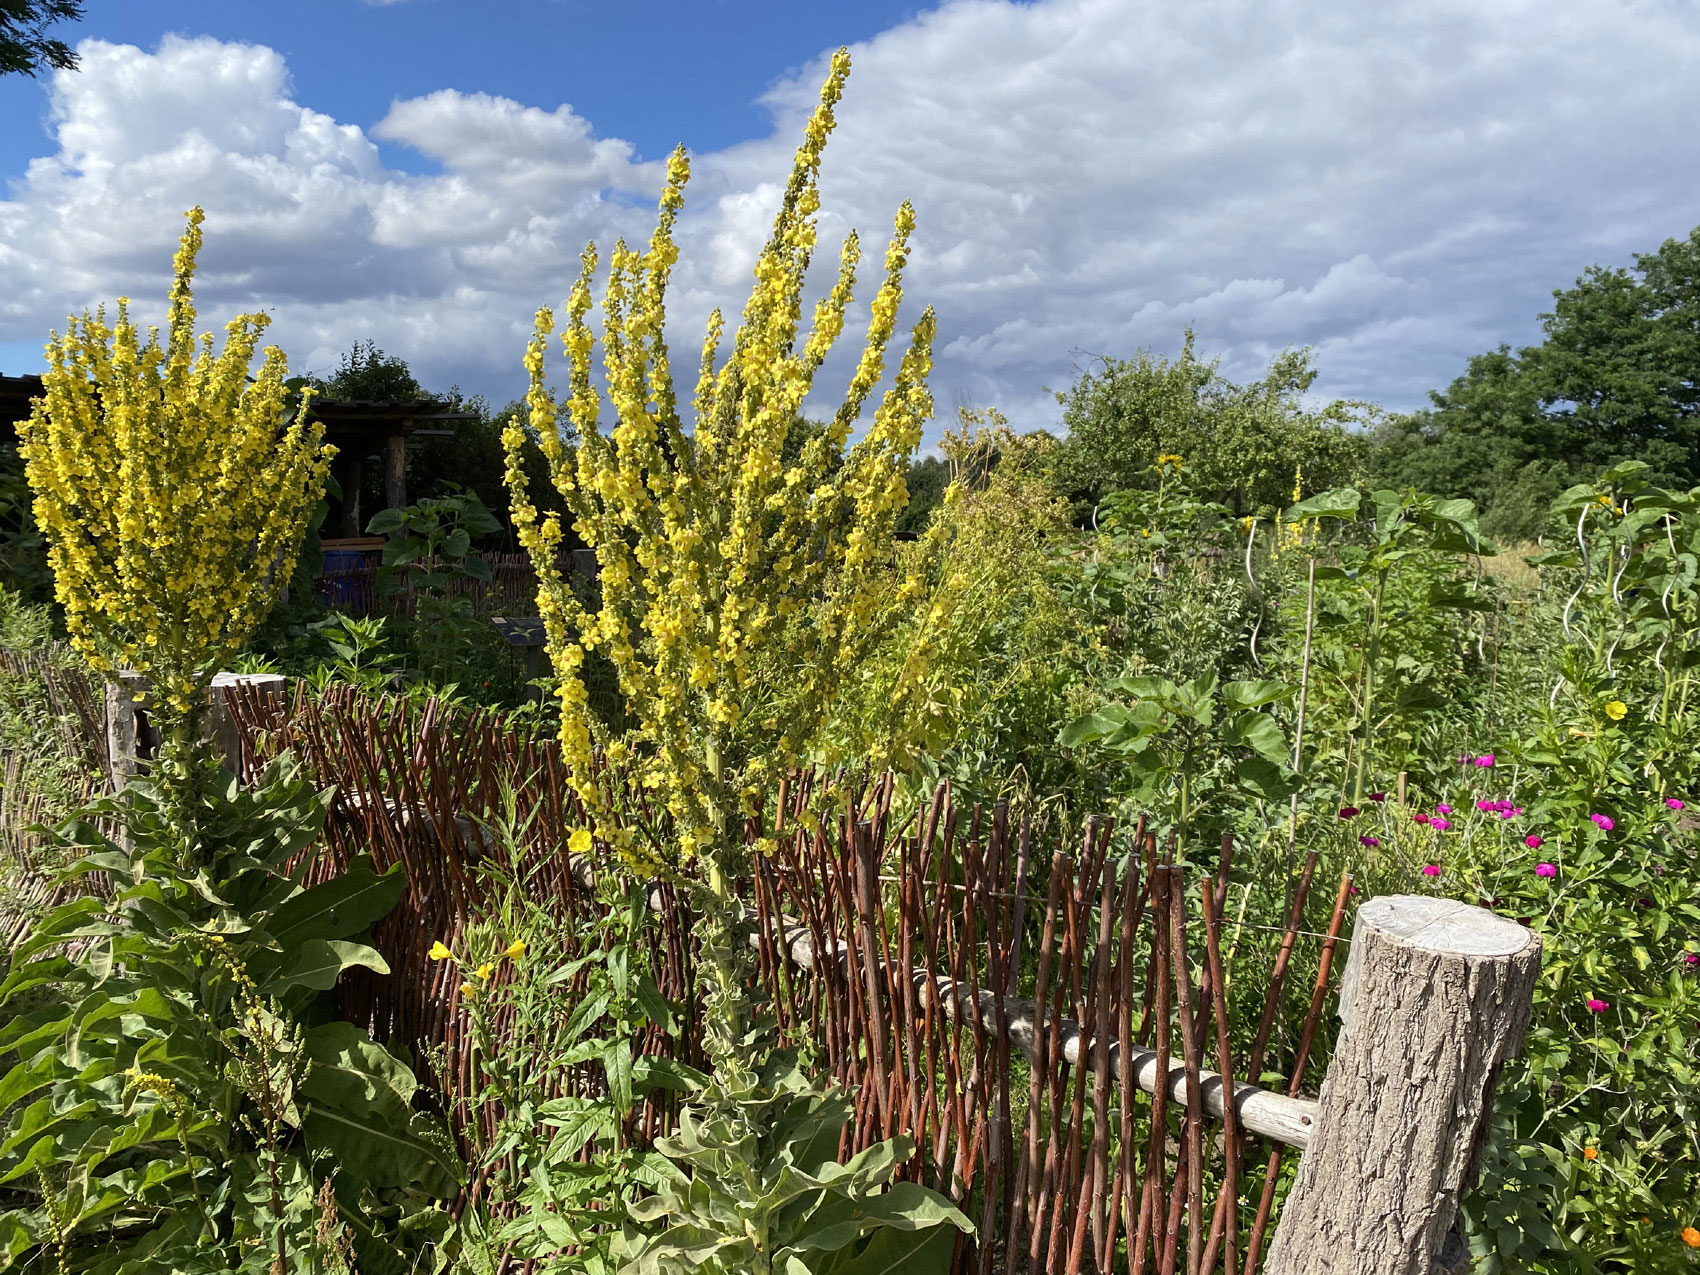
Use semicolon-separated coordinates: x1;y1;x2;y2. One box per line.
500;49;936;1072
18;207;333;741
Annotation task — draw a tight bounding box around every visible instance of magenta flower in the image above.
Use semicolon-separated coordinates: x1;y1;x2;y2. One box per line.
1476;799;1495;812
1368;792;1386;802
1590;813;1614;831
1535;863;1557;878
1684;953;1699;967
1359;835;1380;847
1474;754;1496;767
1585;998;1609;1013
1421;864;1442;877
1667;798;1685;811
1430;818;1452;831
1500;807;1523;819
1525;835;1544;849
1338;806;1361;819
1436;803;1453;815
1412;812;1431;825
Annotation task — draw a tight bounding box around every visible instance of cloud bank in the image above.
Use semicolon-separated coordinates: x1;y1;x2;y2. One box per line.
2;0;1698;432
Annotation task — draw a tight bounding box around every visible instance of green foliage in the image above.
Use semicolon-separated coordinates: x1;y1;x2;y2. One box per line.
1373;223;1700;537
1053;331;1369;515
0;760;459;1273
0;0;83;78
368;489;510;691
617;1059;970;1275
0;447;51;605
450;814;700;1275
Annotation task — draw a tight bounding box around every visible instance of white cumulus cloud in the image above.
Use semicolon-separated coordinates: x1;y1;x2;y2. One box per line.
2;0;1698;433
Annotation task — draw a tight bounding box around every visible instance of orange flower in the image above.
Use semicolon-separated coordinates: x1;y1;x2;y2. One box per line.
1682;1226;1700;1248
1582;1147;1598;1161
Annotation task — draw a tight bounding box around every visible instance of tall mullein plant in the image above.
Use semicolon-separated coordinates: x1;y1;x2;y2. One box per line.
503;48;935;1079
18;209;334;837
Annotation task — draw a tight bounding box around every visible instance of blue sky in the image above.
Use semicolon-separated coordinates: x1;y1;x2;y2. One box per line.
0;1;931;172
2;0;1698;432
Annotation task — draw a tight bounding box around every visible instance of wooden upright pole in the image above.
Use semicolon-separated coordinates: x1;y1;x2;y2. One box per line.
385;426;408;513
1264;896;1541;1275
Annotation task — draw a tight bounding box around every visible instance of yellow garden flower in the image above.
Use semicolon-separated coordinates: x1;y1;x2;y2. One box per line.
18;207;333;731
1604;701;1628;721
475;962;495;981
503;939;527;961
428;941;454;962
458;982;474;997
567;828;594;856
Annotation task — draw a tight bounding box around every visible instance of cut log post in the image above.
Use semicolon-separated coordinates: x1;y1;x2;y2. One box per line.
1264;895;1542;1275
105;671;287;789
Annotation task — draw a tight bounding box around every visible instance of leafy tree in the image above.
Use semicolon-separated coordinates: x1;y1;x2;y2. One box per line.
0;0;82;78
310;338;424;401
1054;330;1368;516
1375;225;1700;539
896;454;947;535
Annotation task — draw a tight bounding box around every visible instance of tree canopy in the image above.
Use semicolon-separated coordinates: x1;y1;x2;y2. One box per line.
0;0;82;78
1053;330;1369;516
1374;224;1700;539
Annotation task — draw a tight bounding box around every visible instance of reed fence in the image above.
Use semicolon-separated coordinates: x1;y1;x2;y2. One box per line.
0;646;107;947
226;682;1361;1275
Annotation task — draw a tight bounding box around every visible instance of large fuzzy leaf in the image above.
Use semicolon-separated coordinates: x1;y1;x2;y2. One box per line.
299;1023;461;1195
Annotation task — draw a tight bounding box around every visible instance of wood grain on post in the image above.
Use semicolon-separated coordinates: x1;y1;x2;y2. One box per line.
1264;895;1541;1275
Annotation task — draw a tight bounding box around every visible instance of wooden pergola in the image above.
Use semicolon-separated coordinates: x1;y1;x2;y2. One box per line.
0;377;472;538
307;398;475;536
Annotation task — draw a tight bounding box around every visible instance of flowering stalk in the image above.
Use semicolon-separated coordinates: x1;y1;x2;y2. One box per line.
19;208;334;834
504;49;934;1076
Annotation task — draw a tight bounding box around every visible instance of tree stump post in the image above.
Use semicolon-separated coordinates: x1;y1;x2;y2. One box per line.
1264;895;1542;1275
105;671;286;790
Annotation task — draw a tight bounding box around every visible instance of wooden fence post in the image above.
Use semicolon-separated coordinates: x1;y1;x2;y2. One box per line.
1264;895;1541;1275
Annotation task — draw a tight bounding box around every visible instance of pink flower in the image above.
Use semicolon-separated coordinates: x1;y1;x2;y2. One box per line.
1667;798;1685;811
1413;812;1431;825
1590;813;1614;831
1476;800;1495;812
1474;754;1496;767
1338;806;1361;819
1430;818;1452;831
1535;863;1557;878
1500;807;1523;819
1421;864;1442;877
1585;998;1609;1013
1524;835;1544;849
1436;804;1453;815
1684;953;1699;967
1368;792;1386;802
1359;835;1380;847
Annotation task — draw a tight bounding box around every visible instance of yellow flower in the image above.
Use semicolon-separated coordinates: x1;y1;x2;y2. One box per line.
503;939;527;961
1604;701;1628;721
428;941;454;962
567;828;594;856
458;982;475;997
16;207;333;725
475;962;495;981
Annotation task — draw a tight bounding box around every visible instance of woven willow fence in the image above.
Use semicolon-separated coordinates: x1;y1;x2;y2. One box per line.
229;682;1508;1275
